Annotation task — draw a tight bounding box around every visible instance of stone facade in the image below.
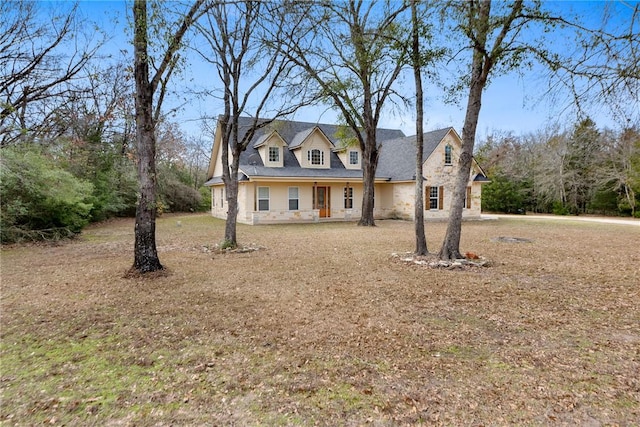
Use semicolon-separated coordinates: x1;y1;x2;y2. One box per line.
205;120;488;225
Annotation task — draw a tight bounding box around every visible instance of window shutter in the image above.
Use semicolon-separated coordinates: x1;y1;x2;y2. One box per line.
425;186;431;210
466;187;472;209
438;186;444;210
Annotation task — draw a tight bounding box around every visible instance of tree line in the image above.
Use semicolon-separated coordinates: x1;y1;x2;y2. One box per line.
1;1;210;244
1;0;638;273
478;119;640;218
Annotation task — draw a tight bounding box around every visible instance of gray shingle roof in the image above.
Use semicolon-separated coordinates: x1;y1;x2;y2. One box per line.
288;127;318;149
234;116;405;173
206;117;473;184
377;128;453;181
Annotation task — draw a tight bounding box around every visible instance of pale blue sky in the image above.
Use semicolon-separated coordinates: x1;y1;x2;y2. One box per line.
73;0;638;140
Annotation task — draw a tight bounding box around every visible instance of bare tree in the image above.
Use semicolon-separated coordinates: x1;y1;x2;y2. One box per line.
598;126;640;217
540;2;640;125
0;1;101;146
195;1;311;248
279;0;410;226
131;0;206;273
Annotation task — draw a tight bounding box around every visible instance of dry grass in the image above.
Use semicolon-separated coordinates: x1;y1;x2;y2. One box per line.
1;214;638;426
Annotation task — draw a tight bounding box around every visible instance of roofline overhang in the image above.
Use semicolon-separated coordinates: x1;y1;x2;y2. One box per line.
243;176;392;183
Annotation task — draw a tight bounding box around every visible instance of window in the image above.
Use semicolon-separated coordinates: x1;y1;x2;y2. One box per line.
349;150;359;165
308;149;324;165
257;187;269;211
426;186;443;210
268;146;279;162
465;186;472;209
288;187;299;210
444;145;452;165
212;188;216;207
344;186;353;209
429;186;439;209
220;187;224;207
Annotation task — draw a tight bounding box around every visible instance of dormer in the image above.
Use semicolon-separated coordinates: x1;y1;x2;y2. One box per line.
333;146;362;170
288;127;332;169
253;131;286;168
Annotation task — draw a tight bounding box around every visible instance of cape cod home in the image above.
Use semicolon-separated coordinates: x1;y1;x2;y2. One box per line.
205;117;488;224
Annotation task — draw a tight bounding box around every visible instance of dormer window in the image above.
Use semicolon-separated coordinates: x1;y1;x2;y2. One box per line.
268;146;280;163
444;145;452;165
349;150;359;165
308;149;324;165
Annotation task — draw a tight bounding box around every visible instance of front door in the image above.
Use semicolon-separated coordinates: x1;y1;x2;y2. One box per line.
314;186;330;218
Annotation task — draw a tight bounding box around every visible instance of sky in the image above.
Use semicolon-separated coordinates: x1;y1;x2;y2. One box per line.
72;0;639;141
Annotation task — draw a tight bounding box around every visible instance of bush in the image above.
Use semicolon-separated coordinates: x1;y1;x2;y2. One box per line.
552;201;570;216
1;147;94;243
198;186;211;212
481;174;527;214
87;160;139;221
157;165;203;213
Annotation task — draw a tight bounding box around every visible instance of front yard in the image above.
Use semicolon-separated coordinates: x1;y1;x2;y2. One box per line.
1;214;638;425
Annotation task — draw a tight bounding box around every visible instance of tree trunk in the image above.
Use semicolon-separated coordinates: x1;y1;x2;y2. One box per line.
411;0;427;255
359;128;378;226
439;151;473;260
223;152;240;247
132;0;163;273
439;2;488;260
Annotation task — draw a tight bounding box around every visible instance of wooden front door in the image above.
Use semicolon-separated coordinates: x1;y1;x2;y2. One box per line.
314;186;330;218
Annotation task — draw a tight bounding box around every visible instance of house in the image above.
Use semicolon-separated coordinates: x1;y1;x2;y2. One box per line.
204;117;488;224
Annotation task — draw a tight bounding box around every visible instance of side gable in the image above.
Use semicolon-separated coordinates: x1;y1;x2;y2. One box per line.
423;128;487;182
206;122;224;180
377;128;452;181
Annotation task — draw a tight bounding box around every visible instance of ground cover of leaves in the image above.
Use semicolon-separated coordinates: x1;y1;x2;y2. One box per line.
1;214;638;426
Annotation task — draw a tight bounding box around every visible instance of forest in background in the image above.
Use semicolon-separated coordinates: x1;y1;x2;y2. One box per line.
1;0;638;244
477;118;640;218
1;2;211;243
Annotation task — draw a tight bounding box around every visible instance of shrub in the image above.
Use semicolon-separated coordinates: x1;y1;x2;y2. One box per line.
481;174;527;214
552;201;570;216
198;186;211;212
1;147;94;243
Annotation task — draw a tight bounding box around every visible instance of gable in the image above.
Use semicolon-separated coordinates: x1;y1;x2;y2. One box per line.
254;131;286;168
377;128;452;181
289;127;334;169
207;122;224;179
334;146;362;170
423;128;487;182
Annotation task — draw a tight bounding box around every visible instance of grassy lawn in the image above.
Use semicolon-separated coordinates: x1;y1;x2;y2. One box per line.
1;214;638;425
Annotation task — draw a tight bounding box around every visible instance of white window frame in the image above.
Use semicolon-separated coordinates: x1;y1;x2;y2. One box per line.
308;149;324;165
268;146;280;163
220;187;224;207
349;150;359;165
257;187;270;211
429;186;439;210
288;187;299;210
444;145;452;165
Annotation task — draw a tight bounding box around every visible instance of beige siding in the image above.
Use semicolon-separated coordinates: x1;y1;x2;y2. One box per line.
256;134;285;168
294;130;332;169
374;184;394;218
336;148;362;170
